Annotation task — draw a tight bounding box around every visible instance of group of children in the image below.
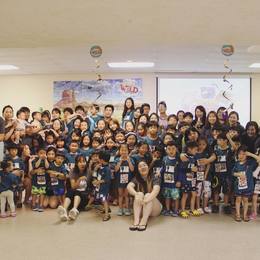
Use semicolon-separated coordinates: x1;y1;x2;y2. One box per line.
1;99;260;222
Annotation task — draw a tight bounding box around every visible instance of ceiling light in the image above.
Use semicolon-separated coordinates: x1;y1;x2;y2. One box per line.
249;63;260;68
0;65;19;70
108;62;154;68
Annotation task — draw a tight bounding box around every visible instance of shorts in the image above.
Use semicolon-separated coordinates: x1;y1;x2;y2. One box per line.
53;187;65;196
235;191;253;197
66;189;88;210
162;187;180;200
212;174;231;194
32;186;46;195
196;181;212;198
181;184;196;193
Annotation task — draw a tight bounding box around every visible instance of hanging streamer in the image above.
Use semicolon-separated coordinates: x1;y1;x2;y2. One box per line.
90;45;103;82
221;45;234;112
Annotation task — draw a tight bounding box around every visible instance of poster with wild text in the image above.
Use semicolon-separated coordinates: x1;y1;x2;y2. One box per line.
53;78;143;119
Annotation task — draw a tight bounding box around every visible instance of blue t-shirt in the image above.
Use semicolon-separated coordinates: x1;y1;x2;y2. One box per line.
0;171;18;192
95;165;111;196
114;157;134;186
31;158;48;188
48;162;68;189
144;136;162;152
79;147;94;163
232;159;257;195
213;146;234;176
195;151;211;182
65;152;79;169
161;156;180;189
179;154;197;187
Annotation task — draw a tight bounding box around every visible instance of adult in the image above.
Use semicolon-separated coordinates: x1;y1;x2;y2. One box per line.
227;111;245;135
158;101;168;131
57;155;89;221
127;160;161;231
241;121;259;154
103;104;114;124
2;105;15;146
193;105;207;131
122;97;135;128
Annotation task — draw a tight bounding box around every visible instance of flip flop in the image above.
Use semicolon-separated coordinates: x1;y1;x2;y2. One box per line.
103;214;111;222
137;225;147;231
129;225;139;231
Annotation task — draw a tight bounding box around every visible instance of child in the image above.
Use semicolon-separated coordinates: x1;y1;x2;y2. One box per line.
232;146;259;221
114;144;134;216
144;122;162;152
29;147;49;212
251;163;260;220
65;141;79;170
0;161;18;218
161;142;180;217
90;104;103;125
195;137;212;214
179;141;200;218
79;135;93;163
93;150;112;221
47;151;68;208
5;144;25;208
211;133;234;214
131;141;152;165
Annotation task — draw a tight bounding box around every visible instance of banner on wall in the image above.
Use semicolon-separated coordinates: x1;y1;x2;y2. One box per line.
53;78;143;118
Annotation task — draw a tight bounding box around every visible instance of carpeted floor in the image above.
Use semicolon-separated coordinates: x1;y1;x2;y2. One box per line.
0;206;260;260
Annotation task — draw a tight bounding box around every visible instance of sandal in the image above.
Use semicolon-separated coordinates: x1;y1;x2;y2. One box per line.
137;225;147;231
180;211;189;218
243;216;250;222
235;215;242;222
103;214;111;222
129;225;139;231
190;210;201;217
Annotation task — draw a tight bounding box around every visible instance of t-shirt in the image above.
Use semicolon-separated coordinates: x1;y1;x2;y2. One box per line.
95;165;111;196
31;158;48;188
213;146;234;176
0;171;18;192
144;136;162;152
232;159;257;195
65;152;79;169
179;154;197;187
79;147;94;163
114;157;134;186
161;156;179;189
195;151;211;182
48;162;68;189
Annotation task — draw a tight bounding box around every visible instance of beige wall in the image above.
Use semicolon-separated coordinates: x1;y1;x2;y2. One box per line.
0;73;259;124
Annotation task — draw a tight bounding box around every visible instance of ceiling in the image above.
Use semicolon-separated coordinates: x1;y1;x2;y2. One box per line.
1;0;260;75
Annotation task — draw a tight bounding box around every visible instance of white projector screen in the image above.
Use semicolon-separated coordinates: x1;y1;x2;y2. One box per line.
157;77;251;127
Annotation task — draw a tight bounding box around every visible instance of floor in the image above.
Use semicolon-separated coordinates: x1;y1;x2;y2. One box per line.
0;207;260;260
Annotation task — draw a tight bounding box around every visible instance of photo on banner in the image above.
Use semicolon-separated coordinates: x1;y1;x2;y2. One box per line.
53;78;143;119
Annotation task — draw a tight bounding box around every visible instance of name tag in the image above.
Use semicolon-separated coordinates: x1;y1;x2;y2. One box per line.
51;177;59;186
215;162;227;173
166;166;175;173
120;174;129;184
14;163;20;169
186;172;194;182
109;156;115;163
164;173;174;184
37;175;46;185
197;172;204;181
238;171;248;190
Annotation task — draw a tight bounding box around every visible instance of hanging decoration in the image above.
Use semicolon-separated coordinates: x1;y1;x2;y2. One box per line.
90;45;103;83
221;44;234;113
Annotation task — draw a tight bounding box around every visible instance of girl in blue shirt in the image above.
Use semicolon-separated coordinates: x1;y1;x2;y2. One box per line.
232;146;260;222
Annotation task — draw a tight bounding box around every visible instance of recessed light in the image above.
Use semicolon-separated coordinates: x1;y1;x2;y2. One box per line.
249;63;260;68
0;65;19;70
108;62;154;68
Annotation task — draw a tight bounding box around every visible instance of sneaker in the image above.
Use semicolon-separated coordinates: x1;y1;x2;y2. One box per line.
223;205;232;215
171;210;179;217
38;206;44;212
163;210;171;216
161;209;167;215
197;208;204;215
57;206;68;221
32;205;39;211
10;212;17;217
204;207;212;214
68;208;79;220
212;205;219;213
117;208;124;216
123;208;131;216
249;213;257;221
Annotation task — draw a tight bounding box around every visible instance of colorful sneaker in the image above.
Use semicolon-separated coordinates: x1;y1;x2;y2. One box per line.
38;206;44;212
204;207;212;214
57;206;68;221
249;213;257;220
163;210;171;216
117;208;124;216
123;208;131;216
171;210;179;217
